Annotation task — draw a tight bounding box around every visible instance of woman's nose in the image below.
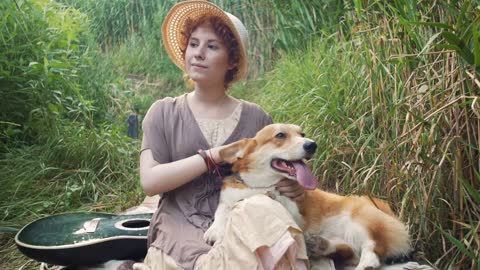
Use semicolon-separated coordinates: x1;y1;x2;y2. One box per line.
194;45;205;60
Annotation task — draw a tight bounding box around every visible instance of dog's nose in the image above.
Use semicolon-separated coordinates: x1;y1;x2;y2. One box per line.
303;141;317;154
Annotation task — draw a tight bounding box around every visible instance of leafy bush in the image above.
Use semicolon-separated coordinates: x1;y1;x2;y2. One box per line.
1;0;103;147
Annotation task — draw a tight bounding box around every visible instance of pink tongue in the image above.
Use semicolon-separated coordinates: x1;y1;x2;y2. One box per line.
292;161;317;190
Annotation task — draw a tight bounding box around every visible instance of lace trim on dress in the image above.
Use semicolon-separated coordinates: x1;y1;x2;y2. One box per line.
196;103;242;148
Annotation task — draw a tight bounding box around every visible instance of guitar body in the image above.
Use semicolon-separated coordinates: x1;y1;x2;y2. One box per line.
15;212;152;266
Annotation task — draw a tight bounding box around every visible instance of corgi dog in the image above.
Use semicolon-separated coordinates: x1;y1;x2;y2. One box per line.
204;123;412;270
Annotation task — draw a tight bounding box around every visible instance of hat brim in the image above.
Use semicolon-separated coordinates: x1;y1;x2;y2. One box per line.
162;0;248;83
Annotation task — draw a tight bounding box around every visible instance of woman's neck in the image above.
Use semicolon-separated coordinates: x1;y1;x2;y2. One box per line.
187;84;239;120
191;84;228;106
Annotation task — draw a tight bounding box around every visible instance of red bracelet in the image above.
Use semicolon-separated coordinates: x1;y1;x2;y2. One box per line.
197;149;222;177
197;149;210;165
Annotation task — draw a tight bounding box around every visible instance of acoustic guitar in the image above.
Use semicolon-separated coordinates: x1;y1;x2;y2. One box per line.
15;212;152;266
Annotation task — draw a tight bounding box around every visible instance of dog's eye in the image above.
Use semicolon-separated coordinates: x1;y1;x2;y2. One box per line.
275;132;286;139
300;133;305;137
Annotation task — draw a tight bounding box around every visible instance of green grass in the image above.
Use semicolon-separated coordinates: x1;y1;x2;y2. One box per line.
1;0;479;269
252;2;480;267
0;2;145;268
0;123;143;269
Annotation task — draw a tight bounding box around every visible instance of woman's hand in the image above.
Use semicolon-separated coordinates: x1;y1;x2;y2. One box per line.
276;179;305;202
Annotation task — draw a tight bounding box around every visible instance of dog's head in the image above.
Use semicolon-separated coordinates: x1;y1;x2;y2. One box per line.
220;123;317;190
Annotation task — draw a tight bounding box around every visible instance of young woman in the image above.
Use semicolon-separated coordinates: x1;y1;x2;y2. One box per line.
134;1;334;269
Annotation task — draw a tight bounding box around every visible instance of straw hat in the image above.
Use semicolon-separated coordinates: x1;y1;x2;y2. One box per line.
162;0;248;83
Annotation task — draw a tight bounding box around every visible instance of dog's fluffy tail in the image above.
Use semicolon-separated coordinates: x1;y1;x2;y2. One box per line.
380;213;411;258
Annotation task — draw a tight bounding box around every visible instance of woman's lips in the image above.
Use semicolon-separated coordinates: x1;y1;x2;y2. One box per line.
191;63;207;68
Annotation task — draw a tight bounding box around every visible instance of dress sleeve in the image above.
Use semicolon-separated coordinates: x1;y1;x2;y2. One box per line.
140;100;171;164
256;103;273;128
262;111;273;127
240;100;273;134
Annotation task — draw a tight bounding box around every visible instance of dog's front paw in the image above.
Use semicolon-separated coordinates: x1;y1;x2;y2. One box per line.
203;224;225;245
354;256;380;270
305;234;331;258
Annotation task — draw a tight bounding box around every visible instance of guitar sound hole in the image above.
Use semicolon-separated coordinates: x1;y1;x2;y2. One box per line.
122;220;150;228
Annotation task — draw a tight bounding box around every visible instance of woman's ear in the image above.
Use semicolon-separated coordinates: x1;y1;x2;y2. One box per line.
227;63;237;71
227;59;238;71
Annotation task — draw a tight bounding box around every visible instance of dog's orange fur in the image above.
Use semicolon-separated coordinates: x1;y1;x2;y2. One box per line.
300;190;407;260
222;125;305;176
221;178;248;190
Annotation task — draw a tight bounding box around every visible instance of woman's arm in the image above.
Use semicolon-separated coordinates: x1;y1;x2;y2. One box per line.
140;143;224;196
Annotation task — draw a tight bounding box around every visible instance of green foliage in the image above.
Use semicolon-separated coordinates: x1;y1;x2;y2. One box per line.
268;0;345;50
438;1;479;74
0;0;106;147
60;0;185;110
1;0;479;269
0;123;142;269
60;0;166;50
381;0;480;76
255;1;480;268
0;2;143;268
105;8;182;85
1;122;140;216
209;0;347;75
257;39;374;187
57;0;348;81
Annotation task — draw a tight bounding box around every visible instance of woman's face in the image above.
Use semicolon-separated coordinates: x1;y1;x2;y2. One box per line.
185;24;235;86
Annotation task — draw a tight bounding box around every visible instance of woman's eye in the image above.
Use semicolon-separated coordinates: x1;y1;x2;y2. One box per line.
189;41;198;47
208;44;218;50
275;132;286;139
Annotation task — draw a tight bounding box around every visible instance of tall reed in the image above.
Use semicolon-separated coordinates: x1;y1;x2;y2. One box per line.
61;0;162;51
255;0;479;268
1;2;143;267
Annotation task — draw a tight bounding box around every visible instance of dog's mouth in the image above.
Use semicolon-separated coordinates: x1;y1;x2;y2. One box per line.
271;159;317;190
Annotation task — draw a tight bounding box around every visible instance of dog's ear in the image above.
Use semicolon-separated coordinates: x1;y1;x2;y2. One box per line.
220;139;250;164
